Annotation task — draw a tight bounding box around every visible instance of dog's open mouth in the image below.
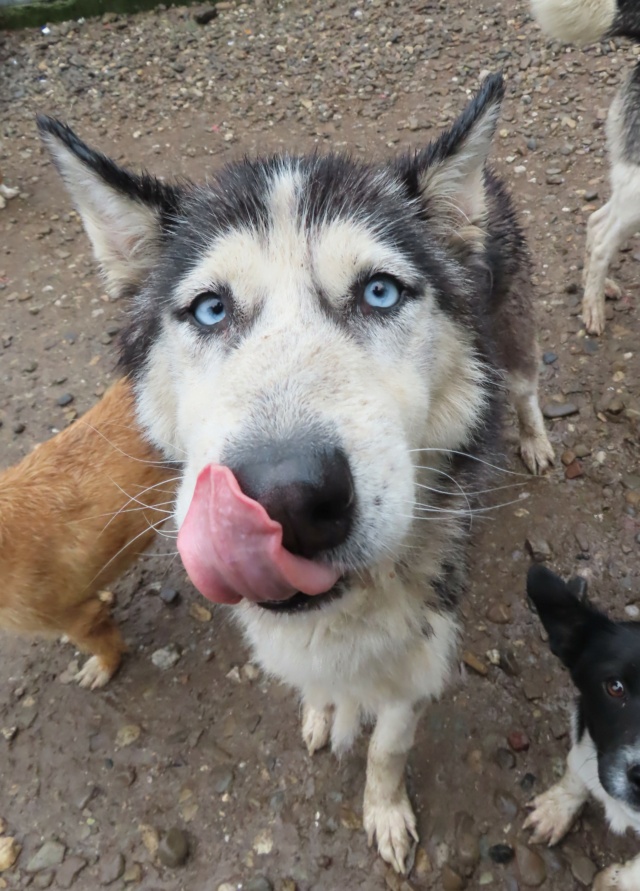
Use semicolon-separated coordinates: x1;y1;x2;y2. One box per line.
258;579;346;613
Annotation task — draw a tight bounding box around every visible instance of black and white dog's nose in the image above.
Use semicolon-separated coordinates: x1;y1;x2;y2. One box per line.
231;442;355;558
627;764;640;792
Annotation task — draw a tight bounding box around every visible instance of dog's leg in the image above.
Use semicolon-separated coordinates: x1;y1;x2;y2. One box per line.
63;598;126;689
492;267;554;474
523;755;589;845
363;700;421;873
593;856;640;891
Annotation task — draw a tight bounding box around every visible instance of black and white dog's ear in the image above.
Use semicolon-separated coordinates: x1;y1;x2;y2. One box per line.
37;116;181;298
527;564;601;669
395;72;504;251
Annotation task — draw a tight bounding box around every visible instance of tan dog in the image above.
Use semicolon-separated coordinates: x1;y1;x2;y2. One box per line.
0;377;177;688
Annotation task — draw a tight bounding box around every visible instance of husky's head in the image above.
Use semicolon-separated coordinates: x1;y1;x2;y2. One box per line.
39;75;505;613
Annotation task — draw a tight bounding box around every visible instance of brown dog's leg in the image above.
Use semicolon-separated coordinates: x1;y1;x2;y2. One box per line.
62;598;127;689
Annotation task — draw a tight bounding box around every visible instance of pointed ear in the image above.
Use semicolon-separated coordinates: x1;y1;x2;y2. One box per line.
37;115;181;298
527;565;603;669
396;73;504;251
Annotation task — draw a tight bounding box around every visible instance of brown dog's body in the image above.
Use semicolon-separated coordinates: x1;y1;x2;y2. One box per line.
0;377;177;688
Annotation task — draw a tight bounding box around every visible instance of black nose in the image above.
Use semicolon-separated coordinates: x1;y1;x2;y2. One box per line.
628;764;640;792
231;442;355;559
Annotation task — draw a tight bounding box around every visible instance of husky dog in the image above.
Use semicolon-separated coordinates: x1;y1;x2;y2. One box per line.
525;565;640;891
38;74;553;871
531;0;640;334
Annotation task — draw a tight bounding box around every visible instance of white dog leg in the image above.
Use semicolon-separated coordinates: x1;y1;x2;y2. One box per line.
363;700;421;873
523;754;589;845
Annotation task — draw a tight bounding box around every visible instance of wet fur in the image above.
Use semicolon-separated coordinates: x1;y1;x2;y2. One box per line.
38;74;552;869
525;565;640;890
530;0;640;335
0;378;177;688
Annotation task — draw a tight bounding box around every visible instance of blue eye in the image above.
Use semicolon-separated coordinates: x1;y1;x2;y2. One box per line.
191;292;227;328
362;275;402;311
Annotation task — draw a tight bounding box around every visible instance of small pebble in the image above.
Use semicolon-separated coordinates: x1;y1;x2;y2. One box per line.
56;393;74;407
441;864;466;890
99;852;125;885
159;586;180;605
244;878;273;891
0;837;21;871
542;351;557;365
508;730;530;752
495;747;516;770
542;402;579;419
151;644;182;670
26;840;66;873
157;828;189;868
515;844;547;886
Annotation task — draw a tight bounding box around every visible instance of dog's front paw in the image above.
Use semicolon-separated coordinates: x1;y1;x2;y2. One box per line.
74;655;114;690
582;298;606;337
363;789;418;874
520;430;554;475
301;703;332;755
523;785;578;846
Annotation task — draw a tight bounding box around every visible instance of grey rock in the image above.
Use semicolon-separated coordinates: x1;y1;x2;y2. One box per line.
493;789;519;820
542;402;579;419
100;852;125;885
244;879;273;891
56;393;74;407
525;536;552;562
56;856;88;888
26;840;66;873
151;644;182;670
570;854;597;885
455;812;480;869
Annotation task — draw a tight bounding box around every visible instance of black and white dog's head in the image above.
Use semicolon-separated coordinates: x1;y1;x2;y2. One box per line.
38;75;509;611
528;565;640;811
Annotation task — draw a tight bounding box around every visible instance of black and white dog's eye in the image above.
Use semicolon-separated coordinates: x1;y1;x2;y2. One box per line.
190;292;227;328
362;275;403;312
606;679;626;699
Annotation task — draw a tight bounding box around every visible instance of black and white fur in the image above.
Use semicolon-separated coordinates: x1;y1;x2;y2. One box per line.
531;0;640;335
37;74;553;872
525;565;640;891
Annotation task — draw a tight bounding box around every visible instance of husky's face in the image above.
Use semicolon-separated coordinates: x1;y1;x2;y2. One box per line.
40;76;504;610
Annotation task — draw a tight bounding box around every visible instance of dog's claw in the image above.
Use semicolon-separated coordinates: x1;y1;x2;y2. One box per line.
74;655;113;690
523;786;580;846
520;432;555;476
363;791;417;874
301;703;332;756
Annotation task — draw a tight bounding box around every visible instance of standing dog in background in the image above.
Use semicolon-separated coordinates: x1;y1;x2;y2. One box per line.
531;0;640;335
38;73;553;871
0;378;177;688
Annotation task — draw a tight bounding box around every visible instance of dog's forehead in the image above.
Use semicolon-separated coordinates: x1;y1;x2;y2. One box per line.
168;156;427;305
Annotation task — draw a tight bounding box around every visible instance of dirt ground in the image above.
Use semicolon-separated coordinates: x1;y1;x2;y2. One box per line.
1;0;640;888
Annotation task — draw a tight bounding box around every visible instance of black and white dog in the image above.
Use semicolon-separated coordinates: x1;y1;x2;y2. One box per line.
525;565;640;891
38;74;553;872
531;0;640;335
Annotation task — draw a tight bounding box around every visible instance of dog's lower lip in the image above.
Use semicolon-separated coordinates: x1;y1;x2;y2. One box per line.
257;578;346;613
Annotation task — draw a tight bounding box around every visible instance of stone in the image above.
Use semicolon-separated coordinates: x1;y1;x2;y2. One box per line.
159;586;180;605
462;651;488;676
542;351;557;365
157;828;189;867
455;813;479;869
493;789;519;820
115;724;141;748
123;862;143;884
489;844;514;864
441;864;466;890
542;402;578;419
151;644;182;670
100;852;125;885
0;837;20;871
515;844;547;886
245;879;273;891
486;603;511;624
508;730;530;752
56;856;87;888
564;459;584;480
525;536;551;562
561;449;576;466
26;840;66;873
570;854;597;885
495;747;516;770
56;393;74;406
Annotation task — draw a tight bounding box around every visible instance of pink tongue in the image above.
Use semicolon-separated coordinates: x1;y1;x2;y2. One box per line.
177;464;341;605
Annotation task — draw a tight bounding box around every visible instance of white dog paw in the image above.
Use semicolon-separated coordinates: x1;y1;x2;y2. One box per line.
594;864;623;891
604;278;622;301
0;184;18;201
74;656;113;690
582;299;606;336
520;431;554;475
363;790;418;874
301;703;332;755
523;786;578;846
